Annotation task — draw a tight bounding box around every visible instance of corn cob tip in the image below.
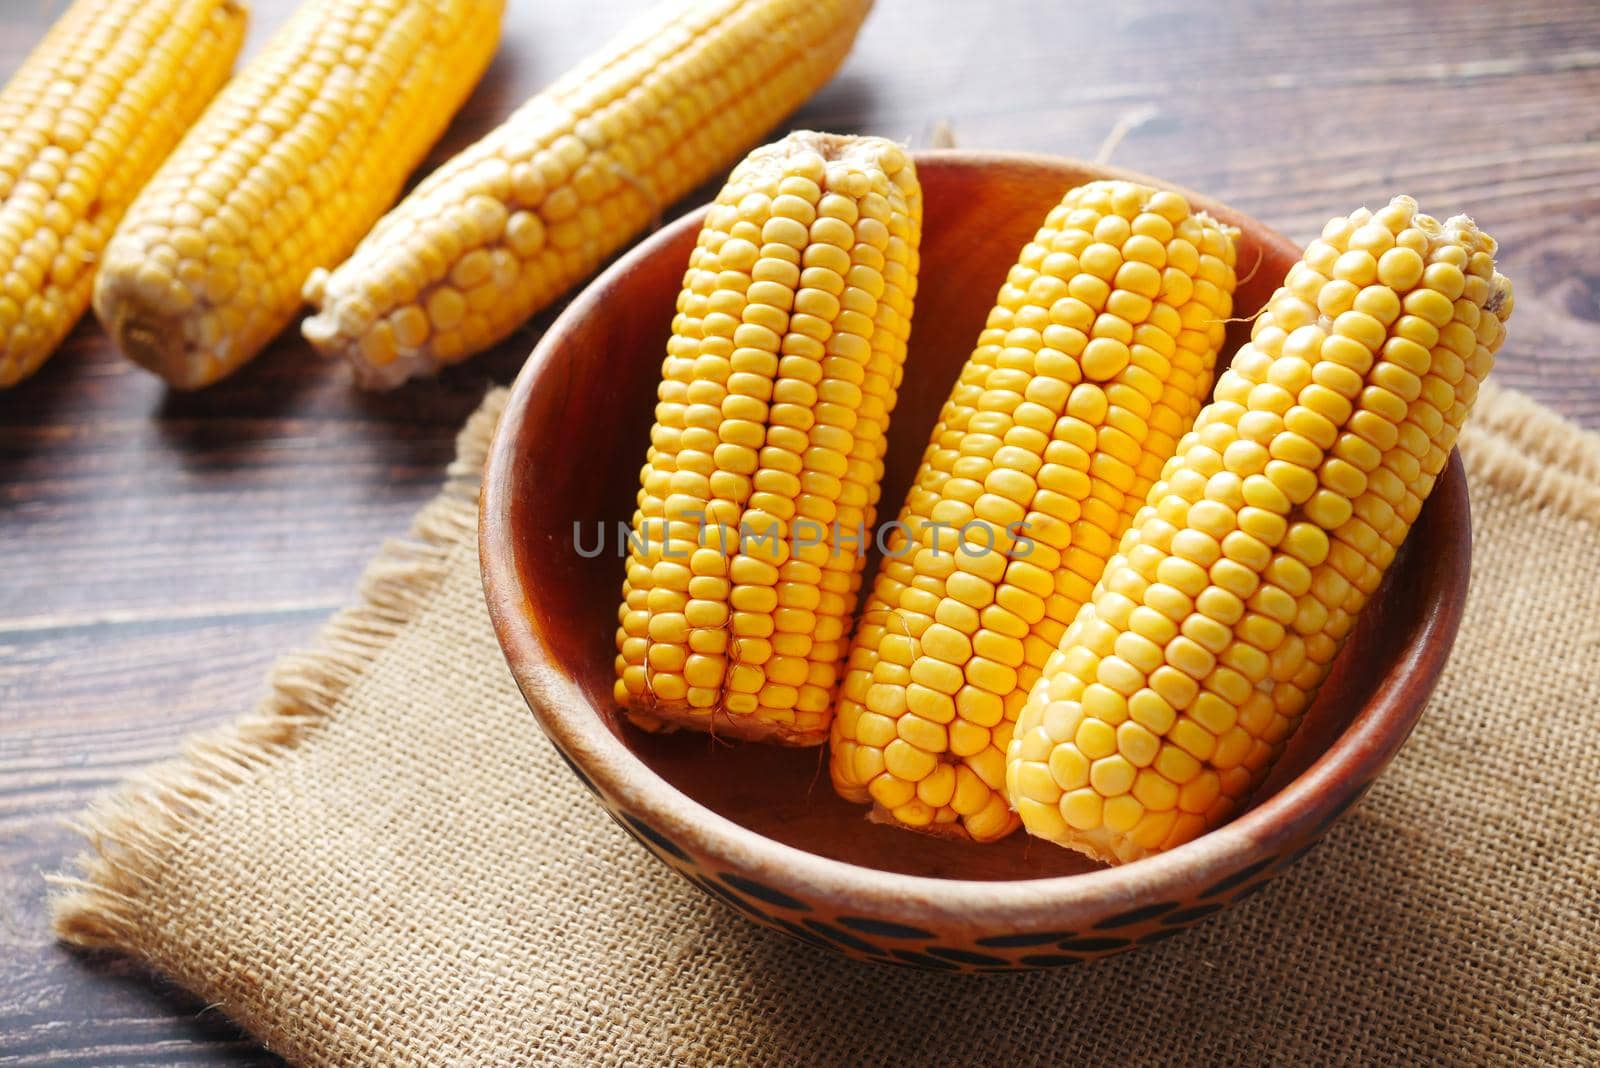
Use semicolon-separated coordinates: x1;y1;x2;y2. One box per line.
302;267;330;307
753;128;910;169
95;292;214;390
1487;273;1513;319
1422;209;1514;320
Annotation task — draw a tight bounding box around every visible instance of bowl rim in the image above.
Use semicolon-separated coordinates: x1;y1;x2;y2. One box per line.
480;150;1472;932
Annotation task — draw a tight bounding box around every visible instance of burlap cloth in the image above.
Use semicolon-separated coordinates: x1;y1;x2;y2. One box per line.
49;382;1600;1066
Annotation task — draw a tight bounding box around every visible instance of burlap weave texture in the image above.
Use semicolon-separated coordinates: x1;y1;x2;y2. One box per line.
51;383;1600;1066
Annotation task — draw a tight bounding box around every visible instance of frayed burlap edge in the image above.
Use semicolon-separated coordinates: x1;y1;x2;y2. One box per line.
45;379;1597;946
1462;380;1600;524
48;389;510;948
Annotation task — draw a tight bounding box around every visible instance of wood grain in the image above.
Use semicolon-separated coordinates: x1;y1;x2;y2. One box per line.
1;0;1595;1061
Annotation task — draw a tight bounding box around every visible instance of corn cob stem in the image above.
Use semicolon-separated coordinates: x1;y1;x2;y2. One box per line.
302;0;874;389
614;131;921;746
1006;196;1513;864
93;0;504;389
0;0;247;387
829;180;1239;840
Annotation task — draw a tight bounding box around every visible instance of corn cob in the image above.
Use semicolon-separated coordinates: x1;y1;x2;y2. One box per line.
301;0;874;389
829;181;1239;840
1007;196;1513;864
92;0;504;389
0;0;246;387
613;132;921;746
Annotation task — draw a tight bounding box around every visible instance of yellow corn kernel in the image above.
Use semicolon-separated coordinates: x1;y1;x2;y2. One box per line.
304;0;874;388
615;132;922;746
1008;195;1512;864
0;0;246;386
831;180;1238;841
95;0;504;388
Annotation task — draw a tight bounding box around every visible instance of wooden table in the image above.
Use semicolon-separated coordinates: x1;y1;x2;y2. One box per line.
2;0;1595;1062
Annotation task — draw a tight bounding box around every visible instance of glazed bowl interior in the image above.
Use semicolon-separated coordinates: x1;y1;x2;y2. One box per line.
482;153;1468;918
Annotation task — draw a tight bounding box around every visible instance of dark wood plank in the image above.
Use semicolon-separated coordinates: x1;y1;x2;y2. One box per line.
2;0;1596;1062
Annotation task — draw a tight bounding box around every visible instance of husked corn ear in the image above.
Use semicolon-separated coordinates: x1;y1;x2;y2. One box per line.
302;0;874;388
0;0;246;387
1007;196;1513;864
830;180;1239;841
93;0;504;389
614;132;921;746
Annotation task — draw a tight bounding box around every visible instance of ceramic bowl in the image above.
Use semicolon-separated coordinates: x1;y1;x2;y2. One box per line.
480;151;1470;971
